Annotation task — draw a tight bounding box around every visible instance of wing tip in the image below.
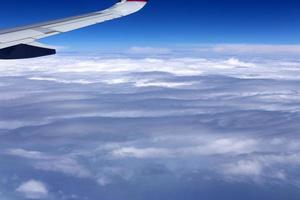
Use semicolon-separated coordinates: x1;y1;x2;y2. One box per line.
126;0;147;2
116;0;147;15
119;0;148;3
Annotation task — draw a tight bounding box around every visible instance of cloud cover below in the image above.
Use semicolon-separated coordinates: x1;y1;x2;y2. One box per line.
1;51;300;199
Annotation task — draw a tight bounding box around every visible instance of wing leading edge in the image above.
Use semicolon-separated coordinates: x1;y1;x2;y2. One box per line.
0;0;147;59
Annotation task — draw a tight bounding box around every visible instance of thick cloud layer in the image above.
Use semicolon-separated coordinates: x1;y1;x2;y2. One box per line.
1;54;300;199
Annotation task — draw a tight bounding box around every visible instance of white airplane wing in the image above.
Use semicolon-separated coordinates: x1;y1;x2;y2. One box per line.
0;0;147;59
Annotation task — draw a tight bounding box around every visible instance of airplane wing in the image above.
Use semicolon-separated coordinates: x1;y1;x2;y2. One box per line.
0;0;147;59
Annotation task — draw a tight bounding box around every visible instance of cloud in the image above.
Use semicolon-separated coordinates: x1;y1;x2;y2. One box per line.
128;47;172;55
127;44;300;57
0;120;48;130
109;136;259;159
0;53;297;83
16;180;48;199
224;58;255;67
206;44;300;55
28;77;93;85
1;53;300;198
0;55;252;77
96;176;112;187
222;160;263;177
6;149;91;178
6;149;45;160
111;147;171;159
217;147;300;183
134;80;194;88
34;158;91;178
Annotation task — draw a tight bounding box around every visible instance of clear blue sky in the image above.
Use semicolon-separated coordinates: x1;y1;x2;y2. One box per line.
0;0;299;50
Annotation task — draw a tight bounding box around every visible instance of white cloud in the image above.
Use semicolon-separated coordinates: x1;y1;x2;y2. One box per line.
28;77;93;84
222;160;263;176
110;136;259;159
0;56;243;77
6;149;45;159
0;120;48;130
257;153;300;166
224;58;255;67
16;180;48;199
0;54;299;82
111;147;171;158
6;149;91;178
128;47;172;54
189;138;258;156
219;151;300;183
134;80;194;88
206;44;300;55
128;44;300;56
34;158;91;178
175;44;300;58
97;176;112;186
2;52;300;190
106;134;300;184
96;167;134;184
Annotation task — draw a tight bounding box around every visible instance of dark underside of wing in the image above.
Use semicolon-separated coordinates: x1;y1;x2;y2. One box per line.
0;44;56;59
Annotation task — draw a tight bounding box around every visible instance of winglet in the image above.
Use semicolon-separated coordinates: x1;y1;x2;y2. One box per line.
114;0;147;16
120;0;148;2
126;0;147;2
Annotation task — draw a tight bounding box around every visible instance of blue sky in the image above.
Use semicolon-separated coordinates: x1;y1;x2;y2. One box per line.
0;0;300;50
